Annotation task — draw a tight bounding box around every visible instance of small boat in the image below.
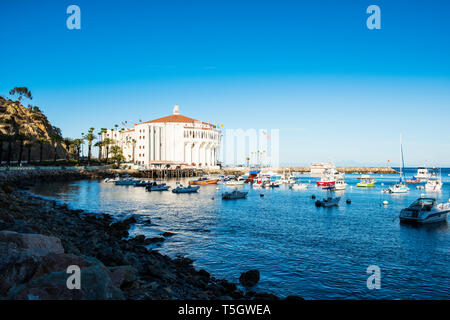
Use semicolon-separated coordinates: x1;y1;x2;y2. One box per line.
189;177;219;185
400;197;450;224
388;135;409;193
134;180;150;187
244;168;261;183
104;175;120;183
414;167;431;182
222;190;248;200
172;184;200;193
425;179;443;192
316;179;335;187
290;183;309;190
146;182;170;191
263;181;280;188
115;177;139;186
252;177;266;188
406;177;420;184
315;196;341;207
357;177;375;188
268;175;283;186
388;183;410;193
224;180;245;186
334;179;347;190
425;169;443;192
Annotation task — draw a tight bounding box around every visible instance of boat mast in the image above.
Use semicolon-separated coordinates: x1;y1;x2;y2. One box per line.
400;134;405;183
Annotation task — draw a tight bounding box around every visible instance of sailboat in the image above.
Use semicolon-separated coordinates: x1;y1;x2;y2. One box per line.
389;135;410;194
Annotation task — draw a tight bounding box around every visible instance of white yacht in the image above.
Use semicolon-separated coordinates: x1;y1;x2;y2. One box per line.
400;197;450;224
425;170;443;192
425;179;443;192
415;167;431;181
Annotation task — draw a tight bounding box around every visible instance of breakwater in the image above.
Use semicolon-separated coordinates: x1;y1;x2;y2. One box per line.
0;169;290;300
218;166;398;176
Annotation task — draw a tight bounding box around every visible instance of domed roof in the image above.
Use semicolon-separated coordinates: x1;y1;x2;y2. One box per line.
173;104;180;115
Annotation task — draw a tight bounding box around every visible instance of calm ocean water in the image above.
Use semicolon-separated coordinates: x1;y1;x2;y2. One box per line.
29;168;450;299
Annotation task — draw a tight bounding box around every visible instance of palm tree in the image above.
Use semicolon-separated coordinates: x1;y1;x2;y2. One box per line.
62;138;73;161
72;139;84;165
50;134;62;164
24;138;35;165
102;138;114;164
83;127;96;166
6;134;14;166
94;140;103;163
96;128;107;162
36;137;47;164
16;133;28;166
110;145;125;167
0;133;5;166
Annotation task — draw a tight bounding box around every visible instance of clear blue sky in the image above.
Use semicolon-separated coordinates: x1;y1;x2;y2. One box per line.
1;0;449;166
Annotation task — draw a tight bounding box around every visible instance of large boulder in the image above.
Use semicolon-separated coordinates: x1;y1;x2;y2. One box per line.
0;231;124;300
8;264;124;300
0;242;42;296
239;269;260;287
0;231;64;256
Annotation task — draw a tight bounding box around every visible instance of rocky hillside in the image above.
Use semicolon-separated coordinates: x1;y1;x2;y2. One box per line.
0;96;66;162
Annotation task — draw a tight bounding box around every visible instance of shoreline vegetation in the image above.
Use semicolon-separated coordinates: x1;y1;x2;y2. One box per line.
0;169;303;300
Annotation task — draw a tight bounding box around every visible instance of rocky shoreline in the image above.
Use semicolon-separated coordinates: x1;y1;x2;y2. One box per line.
0;169;299;300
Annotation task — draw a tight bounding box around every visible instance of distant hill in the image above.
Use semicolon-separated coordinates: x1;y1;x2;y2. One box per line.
0;96;67;163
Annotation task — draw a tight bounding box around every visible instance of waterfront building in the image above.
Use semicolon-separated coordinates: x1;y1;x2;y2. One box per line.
102;105;221;168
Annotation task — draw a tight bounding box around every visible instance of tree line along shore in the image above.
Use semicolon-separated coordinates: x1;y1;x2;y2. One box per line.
0;169;303;300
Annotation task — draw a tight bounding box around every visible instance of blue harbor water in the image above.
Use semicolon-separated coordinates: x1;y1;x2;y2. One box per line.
29;168;450;299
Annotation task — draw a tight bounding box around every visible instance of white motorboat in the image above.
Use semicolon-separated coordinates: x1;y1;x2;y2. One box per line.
334;179;347;190
425;169;443;192
315;196;340;208
104;175;120;183
222;190;248;200
414;167;431;181
224;180;245;186
172;184;200;193
425;179;443;192
388;184;410;193
290;183;309;190
400;197;450;224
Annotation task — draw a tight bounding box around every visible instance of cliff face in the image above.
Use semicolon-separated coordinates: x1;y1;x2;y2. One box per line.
0;97;67;162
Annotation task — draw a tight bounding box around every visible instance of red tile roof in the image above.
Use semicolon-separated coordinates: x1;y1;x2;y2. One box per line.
140;114;200;124
138;114;216;128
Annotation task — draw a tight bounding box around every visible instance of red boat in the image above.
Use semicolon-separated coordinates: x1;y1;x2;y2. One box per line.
406;178;420;184
316;181;335;186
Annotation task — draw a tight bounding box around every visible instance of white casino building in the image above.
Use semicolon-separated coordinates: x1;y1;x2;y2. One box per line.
102;105;221;168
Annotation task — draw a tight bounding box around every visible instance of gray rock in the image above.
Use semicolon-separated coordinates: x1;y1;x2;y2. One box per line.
239;269;260;287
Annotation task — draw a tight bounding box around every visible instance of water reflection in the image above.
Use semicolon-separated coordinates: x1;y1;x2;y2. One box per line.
28;174;450;299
